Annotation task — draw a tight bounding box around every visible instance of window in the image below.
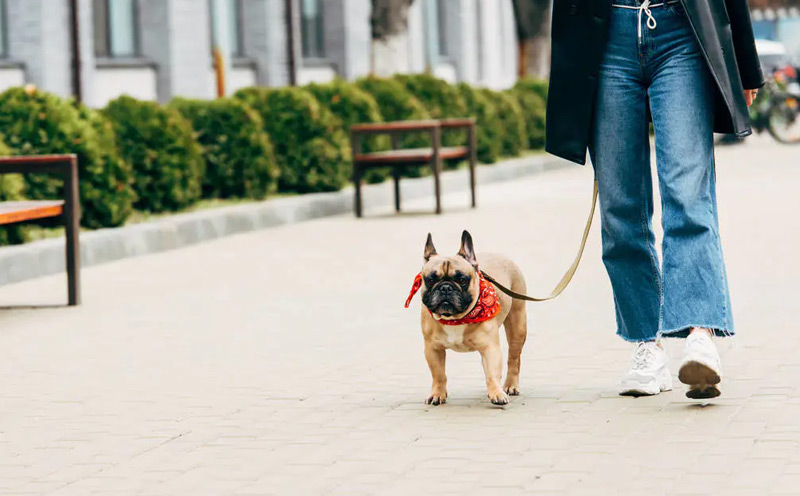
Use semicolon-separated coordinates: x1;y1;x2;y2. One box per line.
424;0;448;63
0;0;7;58
211;0;244;57
94;0;138;58
436;0;448;58
227;0;244;57
301;0;324;59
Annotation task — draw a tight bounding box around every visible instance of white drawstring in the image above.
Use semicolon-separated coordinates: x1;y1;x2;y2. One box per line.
611;0;665;42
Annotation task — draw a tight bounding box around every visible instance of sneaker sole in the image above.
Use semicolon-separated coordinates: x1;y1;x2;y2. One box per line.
619;381;672;397
679;360;721;399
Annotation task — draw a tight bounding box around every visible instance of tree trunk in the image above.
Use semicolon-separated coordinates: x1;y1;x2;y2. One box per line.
370;0;416;74
524;13;551;78
372;32;412;76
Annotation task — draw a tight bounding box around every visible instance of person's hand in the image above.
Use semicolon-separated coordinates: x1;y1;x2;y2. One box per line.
744;89;758;106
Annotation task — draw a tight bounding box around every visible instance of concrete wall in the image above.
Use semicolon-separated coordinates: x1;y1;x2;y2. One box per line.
92;66;158;107
0;66;25;91
5;0;72;97
242;0;291;87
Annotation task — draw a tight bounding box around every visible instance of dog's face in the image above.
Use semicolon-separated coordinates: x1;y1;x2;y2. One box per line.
420;231;480;319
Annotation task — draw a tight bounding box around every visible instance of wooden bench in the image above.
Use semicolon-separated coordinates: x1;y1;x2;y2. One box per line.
350;118;477;217
0;155;81;305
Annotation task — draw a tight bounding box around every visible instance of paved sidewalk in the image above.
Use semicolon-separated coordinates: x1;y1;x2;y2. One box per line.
0;135;798;495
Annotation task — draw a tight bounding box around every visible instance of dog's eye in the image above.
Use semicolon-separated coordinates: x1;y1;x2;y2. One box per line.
424;275;438;287
456;275;470;287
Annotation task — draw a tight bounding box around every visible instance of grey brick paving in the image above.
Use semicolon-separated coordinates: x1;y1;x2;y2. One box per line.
0;135;798;495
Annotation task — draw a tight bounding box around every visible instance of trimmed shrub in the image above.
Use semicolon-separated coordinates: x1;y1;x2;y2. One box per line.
104;96;204;212
354;76;431;153
456;83;502;164
355;76;431;123
0;139;29;245
480;89;527;157
234;87;350;193
0;87;135;228
171;97;279;200
511;80;547;149
394;73;468;120
395;73;469;151
75;104;137;226
514;77;549;102
306;79;391;184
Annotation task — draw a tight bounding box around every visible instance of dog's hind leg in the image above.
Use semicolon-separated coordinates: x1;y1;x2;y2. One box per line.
503;302;527;396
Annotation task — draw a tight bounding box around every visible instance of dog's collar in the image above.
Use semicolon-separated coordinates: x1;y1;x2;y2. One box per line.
405;271;500;326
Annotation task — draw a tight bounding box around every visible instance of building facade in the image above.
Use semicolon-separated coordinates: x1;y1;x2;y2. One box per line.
0;0;518;108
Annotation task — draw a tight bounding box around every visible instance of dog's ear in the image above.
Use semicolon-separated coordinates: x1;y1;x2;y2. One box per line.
457;230;478;268
424;233;438;261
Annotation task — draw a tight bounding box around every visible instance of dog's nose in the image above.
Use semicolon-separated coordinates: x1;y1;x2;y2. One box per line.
438;282;456;292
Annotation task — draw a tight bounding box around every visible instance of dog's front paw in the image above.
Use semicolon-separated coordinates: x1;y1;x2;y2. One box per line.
504;385;520;396
487;388;510;406
425;389;447;406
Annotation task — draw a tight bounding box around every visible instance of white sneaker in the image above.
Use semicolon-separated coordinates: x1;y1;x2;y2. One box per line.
619;341;673;396
678;331;722;399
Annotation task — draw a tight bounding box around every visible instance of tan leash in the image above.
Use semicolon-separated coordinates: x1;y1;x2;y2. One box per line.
480;179;598;302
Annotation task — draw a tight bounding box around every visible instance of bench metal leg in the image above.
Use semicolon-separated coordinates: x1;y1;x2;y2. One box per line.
392;167;401;212
354;166;363;218
64;156;80;305
432;128;442;215
468;125;477;208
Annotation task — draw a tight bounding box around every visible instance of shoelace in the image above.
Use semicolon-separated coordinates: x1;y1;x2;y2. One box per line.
632;342;657;370
611;0;664;42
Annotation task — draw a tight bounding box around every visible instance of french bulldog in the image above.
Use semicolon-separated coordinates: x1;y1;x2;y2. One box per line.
409;230;528;406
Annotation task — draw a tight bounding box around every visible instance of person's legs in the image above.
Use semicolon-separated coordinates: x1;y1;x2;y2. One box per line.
647;7;733;338
647;2;733;398
590;1;671;396
589;1;662;345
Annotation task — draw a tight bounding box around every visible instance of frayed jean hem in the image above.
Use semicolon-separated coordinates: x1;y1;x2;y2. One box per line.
658;325;734;340
617;325;734;343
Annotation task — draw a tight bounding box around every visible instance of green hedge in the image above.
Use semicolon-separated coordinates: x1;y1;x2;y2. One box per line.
0;139;29;245
0;76;550;247
171;97;279;199
104;96;204;213
480;89;527;157
514;77;549;103
307;79;391;184
234;87;350;193
0;87;135;228
355;76;431;123
354;76;432;160
456;83;502;164
510;81;546;150
395;74;469;153
509;90;545;150
394;74;468;121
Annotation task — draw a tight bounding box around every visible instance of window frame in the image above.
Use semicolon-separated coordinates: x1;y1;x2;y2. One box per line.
209;0;247;59
93;0;141;59
300;0;326;60
436;0;448;59
229;0;245;58
0;0;7;58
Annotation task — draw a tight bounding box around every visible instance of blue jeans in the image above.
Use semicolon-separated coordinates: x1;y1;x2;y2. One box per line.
588;0;734;342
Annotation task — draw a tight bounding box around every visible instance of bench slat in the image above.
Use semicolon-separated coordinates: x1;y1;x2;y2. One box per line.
351;120;440;133
0;201;64;225
354;146;470;165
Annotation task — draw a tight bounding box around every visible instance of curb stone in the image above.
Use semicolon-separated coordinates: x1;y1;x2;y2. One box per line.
0;154;567;286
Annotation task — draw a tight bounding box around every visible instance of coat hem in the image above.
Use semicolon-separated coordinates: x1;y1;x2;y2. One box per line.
544;146;587;166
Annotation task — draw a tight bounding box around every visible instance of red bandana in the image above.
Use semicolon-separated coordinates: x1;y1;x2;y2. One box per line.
405;271;501;325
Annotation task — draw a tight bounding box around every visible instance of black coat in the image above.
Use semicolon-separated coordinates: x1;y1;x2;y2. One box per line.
545;0;765;165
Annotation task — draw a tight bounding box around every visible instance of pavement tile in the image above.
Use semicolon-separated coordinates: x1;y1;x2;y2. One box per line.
0;136;797;494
